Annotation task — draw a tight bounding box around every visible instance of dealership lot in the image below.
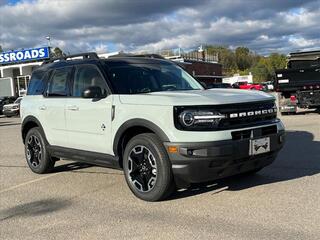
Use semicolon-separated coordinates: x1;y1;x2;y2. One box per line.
0;113;319;240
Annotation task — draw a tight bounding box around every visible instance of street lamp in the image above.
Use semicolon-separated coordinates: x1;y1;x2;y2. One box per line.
45;36;51;48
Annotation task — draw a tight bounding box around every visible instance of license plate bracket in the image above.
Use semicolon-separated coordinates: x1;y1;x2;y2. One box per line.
249;137;270;156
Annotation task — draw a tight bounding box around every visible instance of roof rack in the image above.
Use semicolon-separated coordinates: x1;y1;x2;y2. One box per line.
42;52;99;65
130;54;165;59
108;53;165;59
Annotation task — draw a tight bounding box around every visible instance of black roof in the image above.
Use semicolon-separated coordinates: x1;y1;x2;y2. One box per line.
37;52;173;71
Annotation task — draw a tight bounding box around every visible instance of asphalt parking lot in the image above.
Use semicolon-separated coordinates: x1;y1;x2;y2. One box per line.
0;112;319;240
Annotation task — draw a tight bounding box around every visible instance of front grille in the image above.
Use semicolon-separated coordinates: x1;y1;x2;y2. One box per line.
174;100;277;131
232;125;277;140
218;101;277;130
261;125;277;136
231;129;251;140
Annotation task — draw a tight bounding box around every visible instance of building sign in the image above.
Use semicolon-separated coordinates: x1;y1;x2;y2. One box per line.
0;47;50;65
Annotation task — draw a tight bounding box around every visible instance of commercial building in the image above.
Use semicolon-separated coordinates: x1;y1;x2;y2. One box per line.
0;46;223;97
0;47;50;97
161;48;223;85
0;47;116;97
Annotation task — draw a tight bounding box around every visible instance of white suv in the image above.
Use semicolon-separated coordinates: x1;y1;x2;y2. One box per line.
21;53;285;201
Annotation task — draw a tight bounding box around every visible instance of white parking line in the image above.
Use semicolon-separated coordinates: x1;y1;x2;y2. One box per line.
0;173;59;194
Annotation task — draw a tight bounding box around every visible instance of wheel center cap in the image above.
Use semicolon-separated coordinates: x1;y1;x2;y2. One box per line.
141;166;147;171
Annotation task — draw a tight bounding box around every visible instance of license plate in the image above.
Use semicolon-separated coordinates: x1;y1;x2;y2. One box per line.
249;137;270;155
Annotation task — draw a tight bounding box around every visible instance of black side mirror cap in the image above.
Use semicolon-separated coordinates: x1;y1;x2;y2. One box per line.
82;86;103;98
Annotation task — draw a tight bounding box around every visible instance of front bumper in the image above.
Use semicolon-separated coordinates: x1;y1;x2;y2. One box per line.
279;105;297;113
165;129;285;188
3;109;19;116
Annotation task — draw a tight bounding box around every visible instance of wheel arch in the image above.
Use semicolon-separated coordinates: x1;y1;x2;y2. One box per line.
113;118;169;168
21;116;46;144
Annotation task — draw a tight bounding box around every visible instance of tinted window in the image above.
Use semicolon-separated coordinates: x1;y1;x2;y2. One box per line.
47;67;72;96
72;65;107;97
27;71;46;95
106;63;202;94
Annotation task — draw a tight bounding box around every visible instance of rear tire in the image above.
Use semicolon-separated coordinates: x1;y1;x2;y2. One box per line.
123;133;174;201
24;127;55;174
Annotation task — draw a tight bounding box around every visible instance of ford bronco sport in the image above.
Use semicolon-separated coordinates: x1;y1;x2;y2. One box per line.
21;53;285;201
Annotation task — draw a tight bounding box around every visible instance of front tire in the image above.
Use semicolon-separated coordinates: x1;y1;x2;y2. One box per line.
123;133;174;201
24;127;55;174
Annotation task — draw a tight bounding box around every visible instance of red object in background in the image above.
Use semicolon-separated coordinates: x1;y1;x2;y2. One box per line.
290;95;297;102
236;82;263;90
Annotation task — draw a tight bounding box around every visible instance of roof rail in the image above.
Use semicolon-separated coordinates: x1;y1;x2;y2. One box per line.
108;53;165;59
42;52;99;65
131;54;165;59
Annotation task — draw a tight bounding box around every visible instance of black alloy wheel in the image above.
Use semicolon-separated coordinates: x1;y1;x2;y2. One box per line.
127;145;157;192
26;135;43;168
123;133;175;201
24;127;55;174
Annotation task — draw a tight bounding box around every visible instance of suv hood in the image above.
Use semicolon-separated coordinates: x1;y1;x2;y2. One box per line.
119;89;275;106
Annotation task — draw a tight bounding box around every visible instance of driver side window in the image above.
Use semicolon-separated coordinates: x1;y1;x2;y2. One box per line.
72;65;108;97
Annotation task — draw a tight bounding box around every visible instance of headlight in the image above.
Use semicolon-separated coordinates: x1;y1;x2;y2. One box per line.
177;109;226;130
12;105;19;110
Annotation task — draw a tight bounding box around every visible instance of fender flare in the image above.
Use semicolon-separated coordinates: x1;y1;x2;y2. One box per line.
21;116;47;143
113;118;170;155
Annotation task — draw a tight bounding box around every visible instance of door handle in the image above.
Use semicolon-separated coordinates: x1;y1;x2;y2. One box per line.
67;105;79;111
39;105;47;110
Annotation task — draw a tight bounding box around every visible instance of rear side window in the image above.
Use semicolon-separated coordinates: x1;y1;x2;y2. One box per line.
47;67;73;96
27;71;46;95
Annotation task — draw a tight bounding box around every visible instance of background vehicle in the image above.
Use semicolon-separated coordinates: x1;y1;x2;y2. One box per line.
0;96;16;115
261;81;274;91
275;50;320;114
232;81;263;90
21;52;285;201
3;97;23;117
205;82;232;89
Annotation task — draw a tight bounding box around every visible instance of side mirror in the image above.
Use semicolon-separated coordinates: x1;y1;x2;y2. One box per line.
82;86;103;98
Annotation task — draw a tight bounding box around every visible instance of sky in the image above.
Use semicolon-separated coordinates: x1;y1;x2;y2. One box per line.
0;0;320;55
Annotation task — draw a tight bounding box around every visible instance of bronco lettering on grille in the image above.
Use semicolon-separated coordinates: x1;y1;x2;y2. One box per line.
229;107;277;118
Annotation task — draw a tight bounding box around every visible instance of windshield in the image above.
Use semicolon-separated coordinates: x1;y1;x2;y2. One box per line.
14;98;22;104
106;63;203;94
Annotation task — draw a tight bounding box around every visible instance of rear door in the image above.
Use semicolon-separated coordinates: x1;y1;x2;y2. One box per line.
65;64;113;154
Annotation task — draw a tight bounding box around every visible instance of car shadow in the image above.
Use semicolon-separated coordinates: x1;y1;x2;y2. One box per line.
52;161;124;176
0;198;72;221
52;162;93;173
169;130;320;200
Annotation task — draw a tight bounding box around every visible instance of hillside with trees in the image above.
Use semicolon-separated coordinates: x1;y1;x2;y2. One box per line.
205;45;287;83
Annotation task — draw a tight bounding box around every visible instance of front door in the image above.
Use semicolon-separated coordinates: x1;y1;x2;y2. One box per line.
40;67;73;147
65;64;113;155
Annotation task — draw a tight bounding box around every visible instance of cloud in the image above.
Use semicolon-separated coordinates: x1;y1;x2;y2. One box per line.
0;0;319;55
